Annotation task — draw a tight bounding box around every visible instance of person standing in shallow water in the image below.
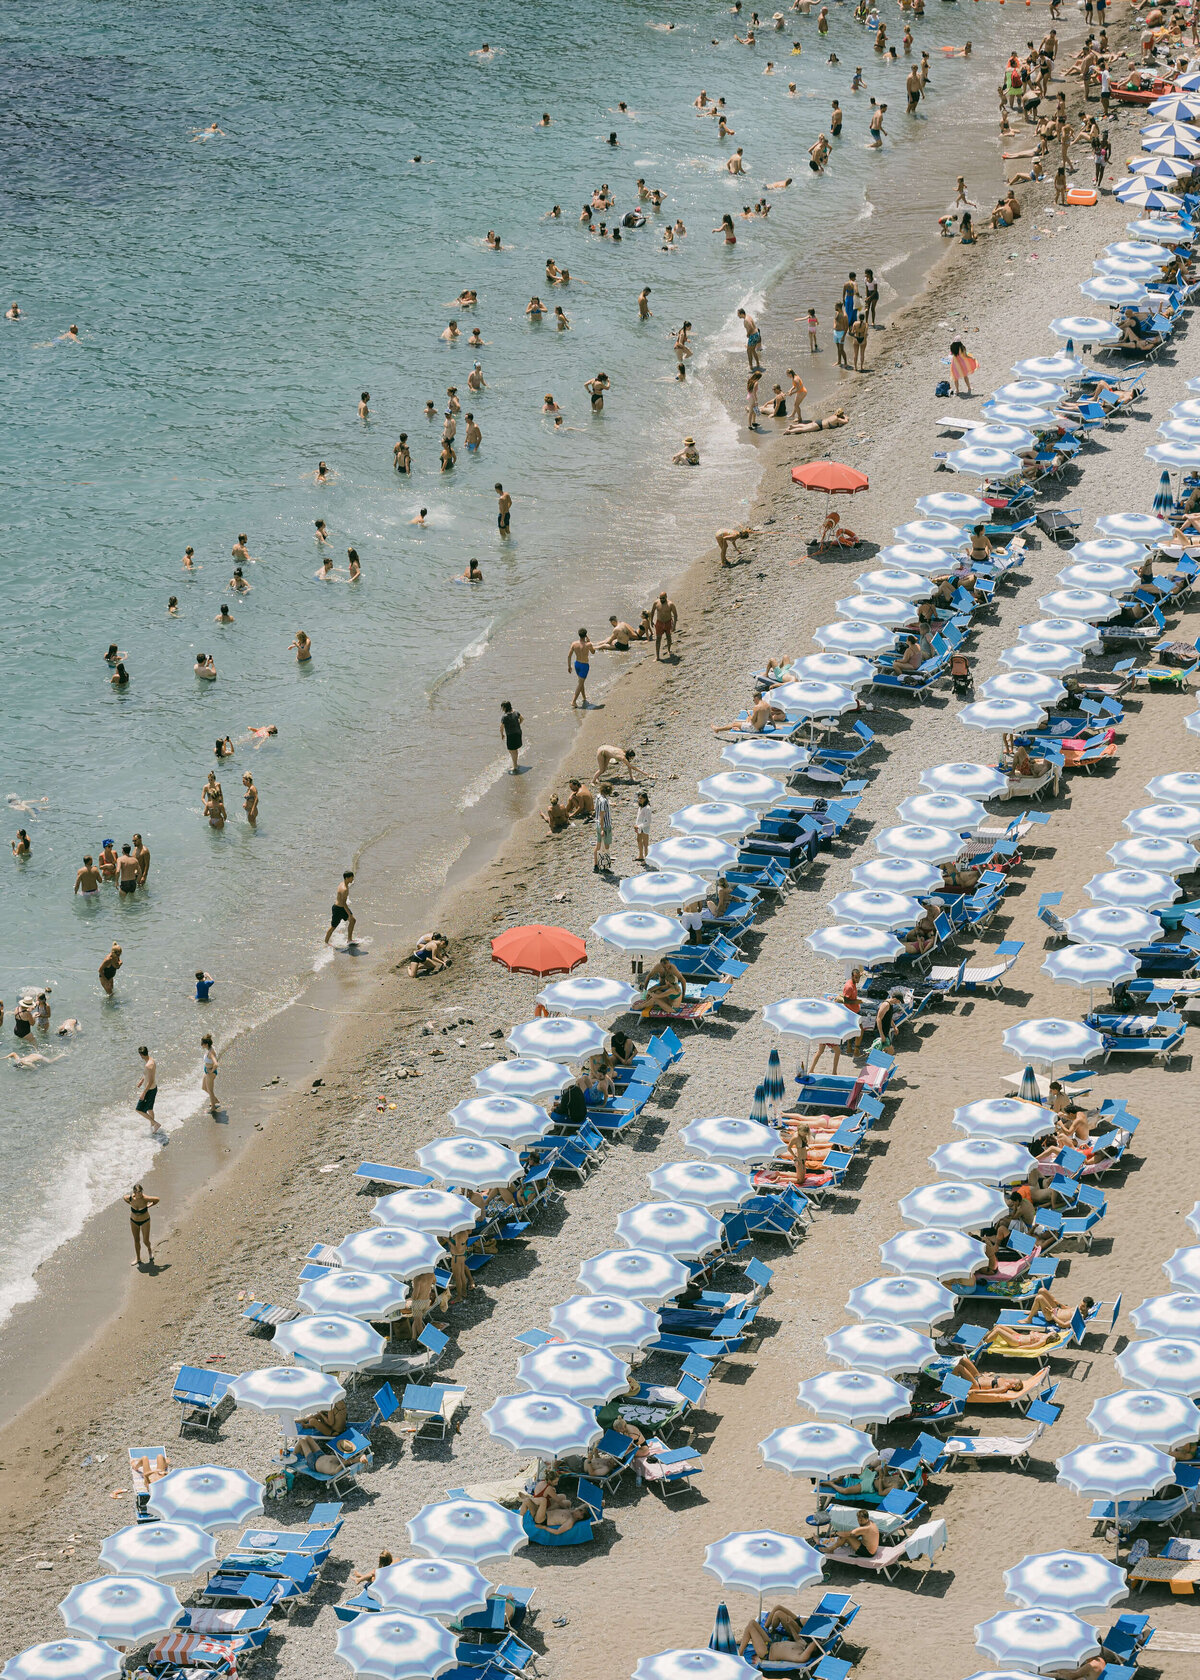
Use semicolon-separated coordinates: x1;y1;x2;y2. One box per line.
568;629;595;708
500;700;524;772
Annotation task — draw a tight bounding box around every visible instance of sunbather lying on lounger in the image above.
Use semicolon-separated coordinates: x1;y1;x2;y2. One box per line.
712;695;788;735
519;1470;591;1532
1046;1659;1104;1680
132;1452;172;1491
983;1322;1063;1351
818;1510;880;1555
1009;743;1051;779
295;1398;348;1456
950;1356;1026;1394
1022;1287;1093;1329
738;1608;822;1666
827;1455;904;1500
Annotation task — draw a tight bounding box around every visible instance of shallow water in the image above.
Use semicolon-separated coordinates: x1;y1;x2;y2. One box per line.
0;0;1016;1320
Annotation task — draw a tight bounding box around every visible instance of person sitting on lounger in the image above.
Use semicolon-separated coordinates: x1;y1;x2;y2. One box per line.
712;695;788;735
1010;742;1051;779
939;861;980;894
738;1608;822;1666
1048;1080;1087;1122
1023;1288;1093;1329
638;957;685;1017
132;1451;172;1491
295;1397;349;1456
819;1509;880;1556
520;1470;591;1532
609;1029;638;1067
903;904;938;955
894;636;923;673
827;1454;904;1500
1046;1660;1105;1680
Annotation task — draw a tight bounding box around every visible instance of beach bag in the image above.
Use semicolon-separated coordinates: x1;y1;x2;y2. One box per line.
935;379;951;397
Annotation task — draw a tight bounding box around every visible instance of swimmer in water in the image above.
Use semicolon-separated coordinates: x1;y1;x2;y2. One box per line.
468;362;486;390
316;461;332;482
459;558;484;581
191;122;225;139
6;1050;66;1069
472;42;498;59
411;508;428;526
347;548;362;580
424;401;437;420
468;327;484;347
393;435;411;473
247;725;278;746
441;319;460;340
6;303;19;320
358;390;370;418
314;520;330;543
59;325;81;343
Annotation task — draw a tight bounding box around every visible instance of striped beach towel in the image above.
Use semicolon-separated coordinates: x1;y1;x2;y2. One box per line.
149;1634;238;1668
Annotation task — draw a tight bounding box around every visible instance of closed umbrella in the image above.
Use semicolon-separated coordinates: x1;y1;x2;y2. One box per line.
1125;803;1200;841
577;1247;691;1304
679;1115;777;1166
795;1368;911;1426
1036;588;1121;621
696;771;786;809
633;1654;755;1680
516;1341;629;1404
449;1097;555;1148
758;1421;876;1479
1145;771;1200;805
58;1579;183;1648
146;1465;264;1532
974;1610;1100;1676
550;1291;663;1349
823;1321;938;1376
710;1606;738;1657
998;642;1084;677
702;1531;824;1610
826;889;921;930
1087;1387;1200;1450
406;1497;527;1565
1056;562;1140;594
952;1097;1055;1143
915;490;992;522
1003;1551;1128;1614
416;1137;523;1190
894;518;971;547
1116;1338;1200;1395
898;1181;1008;1231
957;698;1047;735
1096;511;1174;542
1001;1019;1103;1071
918;762;1008;800
2;1646;121;1680
1065;905;1162;948
646;835;740;877
833;594;916;628
507;1016;608;1063
667;803;759;840
748;1082;770;1124
1048;316;1120;344
483;1392;600;1458
228;1366;346;1421
764;1046;786;1110
1019;618;1102;651
874;823;963;864
878;1227;988;1281
769;679;858;718
720;738;810;774
335;1226;445;1279
1083;869;1179;911
1012;351;1086;380
372;1188;478;1235
979;671;1066;708
370;1560;490;1623
647;1161;753;1213
1164;1247;1200;1289
845;1274;956;1330
929;1137;1035;1185
813;619;897;656
274;1314;386;1372
333;1611;457;1680
297;1267;409;1321
806;924;904;969
876;542;961;574
856;567;936;600
615;1200;724;1260
944;445;1023;478
470;1059;572;1101
763;996;863;1040
851;856;944;894
97;1522;217;1583
897;792;987;832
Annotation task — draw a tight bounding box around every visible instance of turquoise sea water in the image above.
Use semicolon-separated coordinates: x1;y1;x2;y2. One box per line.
0;0;1015;1319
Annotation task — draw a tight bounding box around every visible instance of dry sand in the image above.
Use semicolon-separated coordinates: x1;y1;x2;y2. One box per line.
3;53;1200;1680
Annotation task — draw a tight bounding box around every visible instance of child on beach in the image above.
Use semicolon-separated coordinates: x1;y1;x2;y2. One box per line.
634;792;652;861
806;308;819;352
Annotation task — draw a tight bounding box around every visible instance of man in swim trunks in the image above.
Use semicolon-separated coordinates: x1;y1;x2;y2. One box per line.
117;844;139;894
737;307;764;370
99;942;122;995
653;592;678;660
132;833;151;884
495;483;511;532
565;779;594;819
135;1045;161;1134
74;855;102;895
598;614;640;649
325;871;356;945
568;628;596;708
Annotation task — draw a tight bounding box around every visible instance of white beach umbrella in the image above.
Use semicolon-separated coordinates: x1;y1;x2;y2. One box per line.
97;1522;217;1583
1056;1439;1175;1499
484;1391;601;1458
2;1645;122;1680
227;1366;345;1418
957;698;1047;735
826;889;921;930
824;1321;939;1376
944;445;1023;478
589;909;687;952
372;1188;478;1235
874;822;963;863
918;762;1008;800
516;1340;629;1404
1146;771;1200;805
1103;235;1171;257
470;1058;573;1101
758;1421;876;1479
1117;1338;1200;1395
796;1369;912;1426
875;542;958;575
845;1275;956;1330
1111;835;1200;875
974;1610;1100;1676
1080;276;1153;307
416;1137;523;1190
1001;1018;1103;1071
273;1314;386;1373
1192;1209;1200;1238
929;1137;1035;1185
763;996;863;1040
507;1016;608;1063
335;1226;445;1279
915;490;992;522
1130;1294;1200;1341
720;738;810;774
1125;215;1193;242
856;567;936;600
1164;1247;1200;1289
615;1200;723;1260
1140;134;1200;160
370;1560;490;1623
790;652;877;689
1095;254;1169;279
1126;803;1200;841
58;1579;182;1648
632;1654;755;1680
667;803;759;840
982;400;1057;427
1048;315;1120;344
806;924;905;969
952;1097;1055;1143
878;1227;988;1281
1187;711;1200;736
145;1466;264;1533
703;1531;824;1603
769;679;858;717
1003;1551;1129;1614
679;1115;777;1166
297;1267;410;1321
1043;945;1139;999
449;1096;555;1148
697;771;786;808
897;792;988;832
333;1611;457;1680
991;378;1067;405
898;1181;1008;1232
833;594;916;628
1161;416;1200;445
1115;180;1184;209
619;870;712;913
1012;350;1086;380
813;619;897;656
1170;400;1200;423
406;1497;527;1565
851;856;944;894
1057;562;1141;594
550;1291;663;1348
647;1160;753;1213
1097;511;1174;542
576;1248;691;1305
1020;617;1102;651
646;835;739;877
965;423;1038;451
978;671;1066;708
894;518;970;548
1036;588;1121;622
998;641;1084;676
1147;440;1200;469
1083;869;1179;911
1088;1388;1200;1451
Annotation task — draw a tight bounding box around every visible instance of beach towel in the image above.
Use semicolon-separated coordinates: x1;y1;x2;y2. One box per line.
904;1519;948;1563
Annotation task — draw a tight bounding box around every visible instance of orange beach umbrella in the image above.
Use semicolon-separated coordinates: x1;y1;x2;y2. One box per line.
491;923;587;976
791;461;869;494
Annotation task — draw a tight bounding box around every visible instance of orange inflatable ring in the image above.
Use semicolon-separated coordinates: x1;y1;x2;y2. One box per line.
1065;187;1098;206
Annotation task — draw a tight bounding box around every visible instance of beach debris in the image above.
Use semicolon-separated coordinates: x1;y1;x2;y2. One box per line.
318;1163;343;1173
33;1561;54;1570
311;1077;324;1089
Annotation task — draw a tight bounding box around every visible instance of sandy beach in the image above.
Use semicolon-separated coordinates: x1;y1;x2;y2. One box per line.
5;24;1200;1680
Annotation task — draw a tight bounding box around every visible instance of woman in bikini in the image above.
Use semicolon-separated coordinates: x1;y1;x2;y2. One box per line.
201;1034;219;1114
125;1184;159;1265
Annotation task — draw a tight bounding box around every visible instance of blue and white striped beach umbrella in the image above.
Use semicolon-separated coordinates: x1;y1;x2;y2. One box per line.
878;1227;988;1281
334;1610;457;1680
952;1097;1054;1143
406;1497;528;1565
1095;254;1169;279
826;889;921;930
1036;587;1121;622
1087;1387;1200;1450
1148;93;1200;120
856;567;936;600
898;1181;1008;1232
703;1531;825;1600
516;1341;629;1404
1169;399;1200;423
372;1188;478;1235
2;1645;122;1680
1062;913;1156;954
897;792;988;833
646;835;740;877
1048;315;1120;344
845;1275;957;1330
370;1560;490;1622
1012;350;1086;380
228;1365;345;1413
765;1046;786;1108
1115;181;1183;210
1128;832;1200;874
957;698;1047;735
1186;711;1200;736
1160;416;1200;445
790;652;876;690
1138;120;1200;142
679;1115;778;1166
550;1291;663;1348
1146;771;1200;805
806;924;905;969
1043;944;1139;993
975;1610;1100;1677
1117;1338;1200;1396
1057;561;1141;595
748;1082;770;1124
833;594;915;628
616;1200;724;1259
647;1160;754;1214
507;1016;609;1063
1003;1550;1129;1614
1001;1018;1103;1071
696;771;786;808
632;1653;755;1680
874;823;963;864
813;619;897;656
449;1095;555;1145
273;1314;386;1372
1147;440;1200;469
1020;618;1102;651
1080;276;1153;307
964;422;1038;452
875;542;960;575
824;1321;938;1376
1103;235;1170;257
97;1522;217;1583
1057;1439;1175;1499
470;1058;573;1101
577;1247;692;1304
1096;510;1174;542
619;870;711;913
297;1267;410;1321
1189;1208;1200;1236
710;1606;738;1657
943;445;1024;479
763;996;862;1041
894;518;971;548
915;490;991;522
918;762;1008;800
483;1391;601;1458
1083;869;1179;911
335;1225;445;1279
982;400;1056;427
416;1136;523;1190
1125;803;1200;841
929;1138;1035;1186
720;738;809;774
667;803;759;841
991;378;1066;406
1164;1247;1200;1290
978;671;1066;708
796;1368;911;1426
851;856;944;894
1139;134;1200;159
998;641;1084;677
146;1465;265;1532
58;1579;183;1647
1125;216;1193;243
769;679;858;718
758;1421;876;1479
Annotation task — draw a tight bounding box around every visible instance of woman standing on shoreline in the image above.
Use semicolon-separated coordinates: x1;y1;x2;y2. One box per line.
201;1033;219;1114
125;1183;159;1267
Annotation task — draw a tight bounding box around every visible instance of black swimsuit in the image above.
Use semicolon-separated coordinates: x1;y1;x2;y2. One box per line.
14;1017;31;1038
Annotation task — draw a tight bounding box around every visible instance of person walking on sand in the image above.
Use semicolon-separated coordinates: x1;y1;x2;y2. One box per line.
99;941;122;996
326;870;356;945
500;700;524;772
568;628;596;708
201;1033;219;1114
949;339;977;395
125;1183;159;1267
634;791;652;861
653;592;678;660
136;1046;162;1134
